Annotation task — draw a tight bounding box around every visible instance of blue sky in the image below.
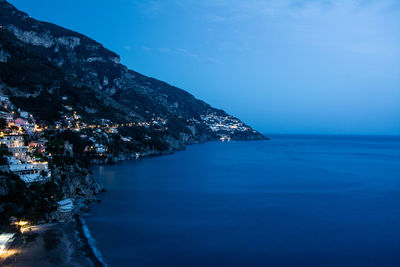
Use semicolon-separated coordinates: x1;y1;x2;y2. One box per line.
10;0;400;134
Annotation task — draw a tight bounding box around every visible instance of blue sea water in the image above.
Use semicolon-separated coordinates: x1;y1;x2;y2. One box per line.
85;135;400;266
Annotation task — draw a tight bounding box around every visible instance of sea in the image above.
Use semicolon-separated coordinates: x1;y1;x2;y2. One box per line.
85;135;400;266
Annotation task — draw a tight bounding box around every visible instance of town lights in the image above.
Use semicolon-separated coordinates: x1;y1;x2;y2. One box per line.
15;220;30;233
16;221;28;227
0;248;18;259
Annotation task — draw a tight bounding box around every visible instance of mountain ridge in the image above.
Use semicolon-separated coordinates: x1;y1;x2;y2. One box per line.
0;0;265;146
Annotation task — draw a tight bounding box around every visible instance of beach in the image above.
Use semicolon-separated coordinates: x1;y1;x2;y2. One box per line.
1;219;104;267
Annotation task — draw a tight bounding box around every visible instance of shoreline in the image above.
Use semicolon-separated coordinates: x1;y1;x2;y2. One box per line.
89;136;268;165
77;216;108;267
77;138;271;265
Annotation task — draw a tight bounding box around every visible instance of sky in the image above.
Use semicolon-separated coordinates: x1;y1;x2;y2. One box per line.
10;0;400;135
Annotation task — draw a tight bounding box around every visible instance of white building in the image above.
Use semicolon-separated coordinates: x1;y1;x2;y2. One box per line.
0;95;9;102
7;156;48;183
0;233;15;256
19;111;29;119
9;146;30;162
0;134;24;147
0;111;13;123
57;199;74;213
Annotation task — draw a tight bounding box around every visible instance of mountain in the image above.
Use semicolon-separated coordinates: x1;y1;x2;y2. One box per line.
0;0;265;149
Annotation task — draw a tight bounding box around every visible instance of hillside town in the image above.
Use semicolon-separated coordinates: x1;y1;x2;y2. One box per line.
200;114;259;141
0;96;50;184
0;93;258;179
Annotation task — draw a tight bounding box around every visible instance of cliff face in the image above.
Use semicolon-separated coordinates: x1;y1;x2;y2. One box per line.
52;164;102;203
0;166;102;224
0;0;265;143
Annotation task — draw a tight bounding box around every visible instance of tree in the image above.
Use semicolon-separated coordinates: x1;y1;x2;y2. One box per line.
0;144;11;166
0;118;7;130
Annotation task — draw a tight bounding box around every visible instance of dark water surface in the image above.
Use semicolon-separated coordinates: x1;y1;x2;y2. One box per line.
86;135;400;266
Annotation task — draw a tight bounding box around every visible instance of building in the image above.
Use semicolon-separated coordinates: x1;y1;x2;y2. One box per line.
32;161;50;173
0;111;13;123
0;95;9;102
29;140;46;153
57;199;74;213
0;135;29;161
0;233;15;256
0;134;24;147
14;118;29;128
7;156;45;183
63;141;73;157
19;111;29;119
8;146;29;161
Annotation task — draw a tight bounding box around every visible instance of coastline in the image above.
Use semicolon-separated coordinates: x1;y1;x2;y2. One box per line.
72;147;190;266
61;136;400;266
75;138;270;265
2;138;268;266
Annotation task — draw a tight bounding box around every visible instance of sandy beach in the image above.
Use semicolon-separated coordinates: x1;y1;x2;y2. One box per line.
1;219;103;267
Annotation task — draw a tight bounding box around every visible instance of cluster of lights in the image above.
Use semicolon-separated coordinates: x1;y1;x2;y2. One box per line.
15;220;30;233
0;248;19;260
